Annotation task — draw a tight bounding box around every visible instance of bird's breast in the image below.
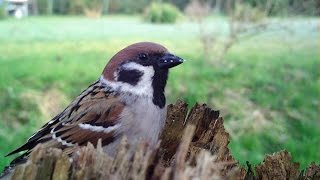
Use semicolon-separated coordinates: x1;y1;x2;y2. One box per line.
120;97;166;148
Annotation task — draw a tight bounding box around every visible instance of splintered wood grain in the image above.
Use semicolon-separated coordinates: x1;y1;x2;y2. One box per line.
8;101;319;180
11;165;25;180
254;150;300;180
174;125;195;175
35;148;62;180
52;155;71;180
304;162;320;179
160;99;188;162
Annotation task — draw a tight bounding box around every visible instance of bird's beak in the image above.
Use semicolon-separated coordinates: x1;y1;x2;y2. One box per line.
157;52;184;69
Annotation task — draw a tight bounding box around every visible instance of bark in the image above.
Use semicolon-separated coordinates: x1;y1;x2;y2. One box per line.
9;100;319;180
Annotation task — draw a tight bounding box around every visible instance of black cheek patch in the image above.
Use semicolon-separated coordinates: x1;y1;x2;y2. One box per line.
117;69;144;86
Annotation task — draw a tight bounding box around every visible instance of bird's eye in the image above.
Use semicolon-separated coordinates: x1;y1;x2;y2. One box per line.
138;53;148;61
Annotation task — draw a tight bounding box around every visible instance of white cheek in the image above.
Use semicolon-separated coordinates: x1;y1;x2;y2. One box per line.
101;62;155;97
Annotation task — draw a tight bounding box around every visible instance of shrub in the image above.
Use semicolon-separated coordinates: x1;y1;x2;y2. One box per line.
111;0;150;14
77;0;103;18
53;0;69;14
37;0;48;14
68;0;104;16
234;3;266;23
144;3;181;24
68;0;83;15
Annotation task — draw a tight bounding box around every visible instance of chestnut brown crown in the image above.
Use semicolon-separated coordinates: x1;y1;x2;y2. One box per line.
102;42;169;81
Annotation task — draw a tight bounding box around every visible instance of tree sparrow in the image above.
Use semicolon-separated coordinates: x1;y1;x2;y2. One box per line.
2;42;184;174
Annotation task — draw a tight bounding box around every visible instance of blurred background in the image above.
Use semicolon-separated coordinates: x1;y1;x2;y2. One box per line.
0;0;319;171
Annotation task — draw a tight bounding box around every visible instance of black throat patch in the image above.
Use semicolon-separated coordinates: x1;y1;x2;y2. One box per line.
117;69;144;86
152;69;168;109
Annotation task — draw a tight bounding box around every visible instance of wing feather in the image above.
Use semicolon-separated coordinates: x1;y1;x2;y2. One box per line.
6;80;125;162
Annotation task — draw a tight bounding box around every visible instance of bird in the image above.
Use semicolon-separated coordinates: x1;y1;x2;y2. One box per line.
1;42;184;177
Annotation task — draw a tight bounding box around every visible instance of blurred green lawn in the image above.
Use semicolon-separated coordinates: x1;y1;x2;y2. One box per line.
0;16;319;170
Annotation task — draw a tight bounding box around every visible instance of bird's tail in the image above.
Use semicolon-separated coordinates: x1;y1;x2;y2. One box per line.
0;165;15;180
0;153;28;179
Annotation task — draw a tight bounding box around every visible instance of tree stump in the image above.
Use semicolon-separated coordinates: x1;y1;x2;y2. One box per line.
6;100;320;180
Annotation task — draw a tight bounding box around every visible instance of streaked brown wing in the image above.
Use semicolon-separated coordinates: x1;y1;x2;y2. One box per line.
6;80;124;159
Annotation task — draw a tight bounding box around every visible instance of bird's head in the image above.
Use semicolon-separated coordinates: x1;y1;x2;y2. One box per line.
100;42;184;108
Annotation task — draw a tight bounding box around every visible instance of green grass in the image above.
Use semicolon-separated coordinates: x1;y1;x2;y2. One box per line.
0;16;319;171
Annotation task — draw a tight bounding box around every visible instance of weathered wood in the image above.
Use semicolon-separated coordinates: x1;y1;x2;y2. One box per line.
304;162;320;179
52;154;70;180
160;100;188;163
173;125;195;179
255;150;300;179
7;100;320;180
